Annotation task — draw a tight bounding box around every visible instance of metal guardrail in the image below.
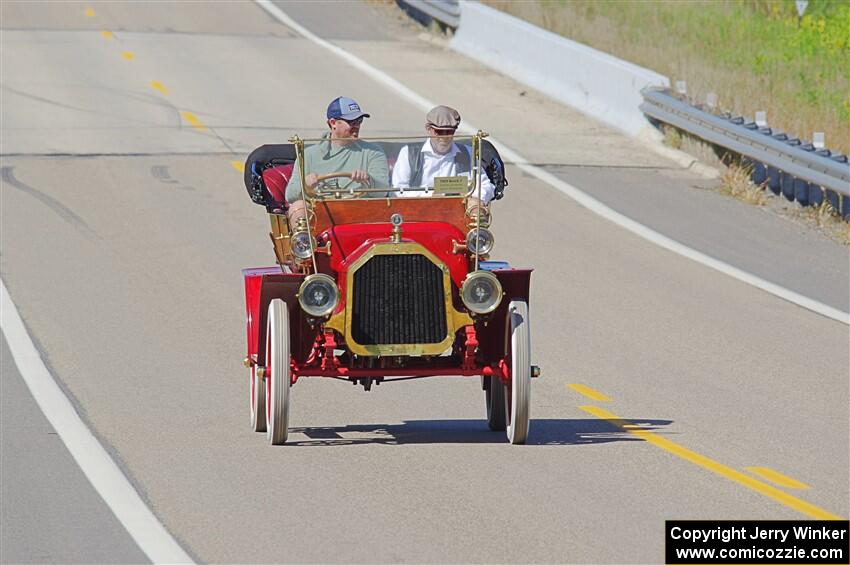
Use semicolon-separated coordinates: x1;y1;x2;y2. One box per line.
397;0;460;29
394;4;849;216
641;88;850;210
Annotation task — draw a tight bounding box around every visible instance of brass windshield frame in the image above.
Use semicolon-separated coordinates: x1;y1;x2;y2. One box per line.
290;132;488;201
288;134;317;273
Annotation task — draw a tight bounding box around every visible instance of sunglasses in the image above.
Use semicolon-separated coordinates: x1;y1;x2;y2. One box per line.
430;127;457;136
339;116;364;126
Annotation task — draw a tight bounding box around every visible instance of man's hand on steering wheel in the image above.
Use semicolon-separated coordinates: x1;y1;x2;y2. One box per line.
309;170;371;191
349;169;370;186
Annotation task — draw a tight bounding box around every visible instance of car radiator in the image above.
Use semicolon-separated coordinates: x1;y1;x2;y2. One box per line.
351;254;448;345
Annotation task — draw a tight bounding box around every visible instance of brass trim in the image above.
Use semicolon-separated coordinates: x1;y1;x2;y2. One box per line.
325;242;472;356
268;214;290;265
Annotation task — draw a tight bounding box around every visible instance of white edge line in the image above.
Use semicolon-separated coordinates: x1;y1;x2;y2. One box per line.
1;279;194;565
255;0;850;326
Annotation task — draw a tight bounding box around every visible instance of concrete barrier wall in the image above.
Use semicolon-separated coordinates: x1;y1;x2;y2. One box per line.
450;2;669;138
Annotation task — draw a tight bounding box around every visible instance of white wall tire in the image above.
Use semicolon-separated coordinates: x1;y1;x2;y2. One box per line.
250;365;266;432
505;300;531;444
265;299;291;445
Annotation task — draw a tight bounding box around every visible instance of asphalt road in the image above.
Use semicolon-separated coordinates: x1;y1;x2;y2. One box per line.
1;1;848;563
0;334;149;564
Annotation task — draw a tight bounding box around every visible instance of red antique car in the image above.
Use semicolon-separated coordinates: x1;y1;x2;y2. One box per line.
242;133;536;444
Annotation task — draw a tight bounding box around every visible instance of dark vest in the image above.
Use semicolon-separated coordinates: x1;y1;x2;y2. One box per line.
407;141;471;187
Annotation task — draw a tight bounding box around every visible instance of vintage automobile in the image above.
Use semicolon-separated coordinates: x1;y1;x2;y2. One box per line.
241;132;536;444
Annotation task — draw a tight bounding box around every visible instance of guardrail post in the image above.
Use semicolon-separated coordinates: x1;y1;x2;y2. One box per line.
833;153;850;219
767;166;781;195
794;177;809;206
808;183;824;207
781;171;795;201
826;189;841;214
751;161;767;185
795;142;816;206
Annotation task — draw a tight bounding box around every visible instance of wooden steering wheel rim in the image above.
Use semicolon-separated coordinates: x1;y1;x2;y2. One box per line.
315;172;355;182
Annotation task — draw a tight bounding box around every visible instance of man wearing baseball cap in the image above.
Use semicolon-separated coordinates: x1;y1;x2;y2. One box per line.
285;96;389;206
391;105;494;209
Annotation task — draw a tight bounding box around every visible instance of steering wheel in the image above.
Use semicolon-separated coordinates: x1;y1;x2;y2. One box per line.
313;172;362;197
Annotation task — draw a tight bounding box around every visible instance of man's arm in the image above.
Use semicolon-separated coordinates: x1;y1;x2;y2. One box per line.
366;147;390;190
391;145;411;189
285;157;303;203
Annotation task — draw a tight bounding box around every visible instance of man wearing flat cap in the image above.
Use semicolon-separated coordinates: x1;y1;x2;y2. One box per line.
285;96;389;206
392;105;495;209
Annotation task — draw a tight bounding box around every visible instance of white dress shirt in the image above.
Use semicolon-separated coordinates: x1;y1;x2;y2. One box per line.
391;141;495;203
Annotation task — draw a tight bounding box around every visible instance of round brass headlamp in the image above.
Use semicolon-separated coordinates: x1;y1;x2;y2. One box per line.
461;270;503;315
290;231;315;261
298;273;339;317
466;227;494;255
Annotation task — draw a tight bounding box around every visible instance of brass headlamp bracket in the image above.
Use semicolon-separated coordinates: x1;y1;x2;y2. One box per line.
466;204;491;229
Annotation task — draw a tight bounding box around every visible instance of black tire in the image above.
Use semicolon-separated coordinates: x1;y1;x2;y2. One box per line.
485;375;507;431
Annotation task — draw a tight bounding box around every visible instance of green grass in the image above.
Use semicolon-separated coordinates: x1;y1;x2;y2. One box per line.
485;0;850;153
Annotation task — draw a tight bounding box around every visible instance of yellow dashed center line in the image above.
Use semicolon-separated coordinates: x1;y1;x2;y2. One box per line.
579;405;843;520
746;466;811;490
85;7;95;17
101;30;113;40
567;383;612;402
150;81;169;95
231;161;245;173
122;51;135;61
180;111;207;131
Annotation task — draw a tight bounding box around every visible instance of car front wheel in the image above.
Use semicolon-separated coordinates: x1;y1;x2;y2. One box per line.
265;299;291;445
505;300;531;444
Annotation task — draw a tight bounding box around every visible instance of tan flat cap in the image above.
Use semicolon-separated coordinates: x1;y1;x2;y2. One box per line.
426;105;461;128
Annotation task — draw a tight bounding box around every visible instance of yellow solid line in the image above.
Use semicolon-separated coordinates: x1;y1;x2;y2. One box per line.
180;111;207;131
85;7;95;17
579;405;843;520
121;51;134;61
150;81;169;96
746;466;811;490
231;161;245;173
101;30;113;40
567;383;612;402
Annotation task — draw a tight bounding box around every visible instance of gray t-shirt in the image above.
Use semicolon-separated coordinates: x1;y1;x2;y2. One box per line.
285;139;389;203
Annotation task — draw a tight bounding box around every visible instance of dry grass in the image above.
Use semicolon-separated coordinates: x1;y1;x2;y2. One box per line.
794;201;850;245
484;0;849;154
719;163;769;206
717;163;850;245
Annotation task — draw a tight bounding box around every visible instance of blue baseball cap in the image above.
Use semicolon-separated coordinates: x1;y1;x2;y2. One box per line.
327;96;370;121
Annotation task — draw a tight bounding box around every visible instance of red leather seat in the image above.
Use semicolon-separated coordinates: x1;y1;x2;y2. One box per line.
262;164;293;204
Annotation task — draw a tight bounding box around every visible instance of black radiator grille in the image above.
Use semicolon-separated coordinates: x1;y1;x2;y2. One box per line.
352;254;447;345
